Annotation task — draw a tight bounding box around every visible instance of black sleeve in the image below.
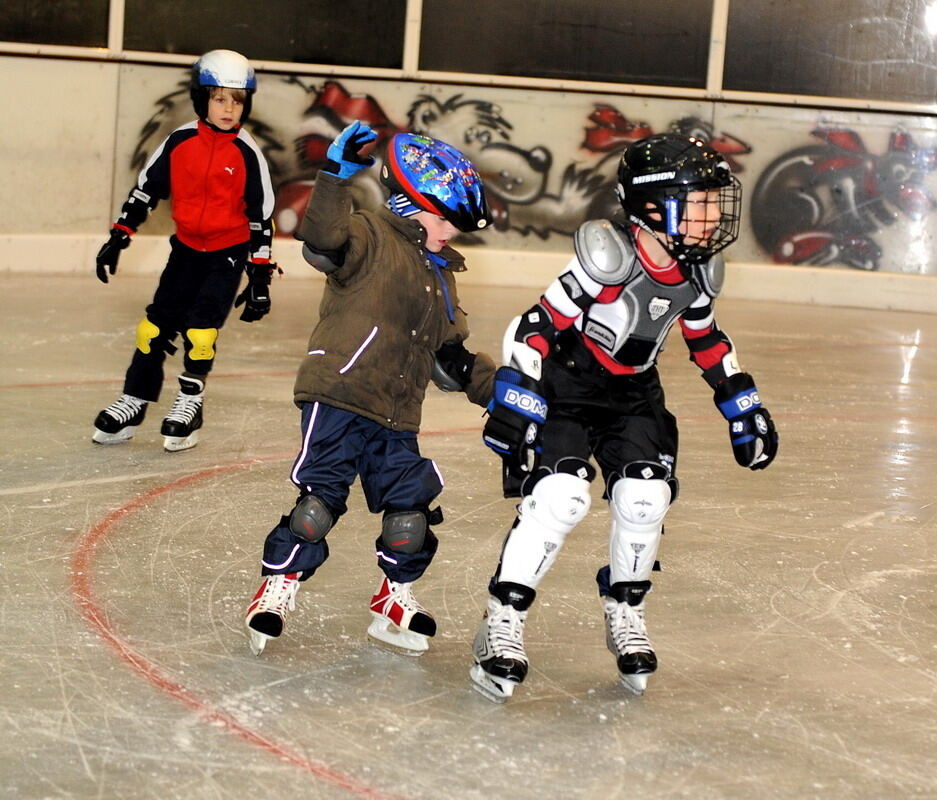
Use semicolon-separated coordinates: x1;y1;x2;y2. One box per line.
114;129;191;232
235;132;276;262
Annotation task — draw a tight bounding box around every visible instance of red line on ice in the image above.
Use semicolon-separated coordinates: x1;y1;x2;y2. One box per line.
66;432;477;799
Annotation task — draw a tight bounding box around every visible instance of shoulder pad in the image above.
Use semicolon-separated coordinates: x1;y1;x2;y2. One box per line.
573;220;637;285
697;254;725;297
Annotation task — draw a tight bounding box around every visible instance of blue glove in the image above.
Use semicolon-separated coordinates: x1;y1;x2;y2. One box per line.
483;367;548;476
324;121;377;179
714;373;778;470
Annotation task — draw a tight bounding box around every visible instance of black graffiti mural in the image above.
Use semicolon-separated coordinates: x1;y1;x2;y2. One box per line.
131;75;937;270
132;76;754;248
750;127;937;271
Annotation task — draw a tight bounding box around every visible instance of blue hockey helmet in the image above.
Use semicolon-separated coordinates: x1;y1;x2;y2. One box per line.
380;133;491;233
190;49;257;122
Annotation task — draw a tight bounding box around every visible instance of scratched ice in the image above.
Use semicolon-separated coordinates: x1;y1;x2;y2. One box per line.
0;274;934;799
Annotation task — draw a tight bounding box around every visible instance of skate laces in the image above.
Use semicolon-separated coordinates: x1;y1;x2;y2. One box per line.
606;599;652;654
487;601;528;660
103;394;145;423
164;390;202;424
385;580;426;613
257;574;299;615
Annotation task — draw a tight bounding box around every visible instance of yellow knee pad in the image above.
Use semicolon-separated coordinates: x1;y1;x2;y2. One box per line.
185;327;218;361
135;318;161;354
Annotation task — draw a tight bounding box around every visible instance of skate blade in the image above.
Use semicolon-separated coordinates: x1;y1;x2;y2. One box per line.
469;663;516;704
247;628;270;656
367;616;428;656
619;672;650;696
163;431;199;452
92;426;137;444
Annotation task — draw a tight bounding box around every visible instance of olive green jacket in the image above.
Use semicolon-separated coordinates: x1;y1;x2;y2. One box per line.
294;171;495;432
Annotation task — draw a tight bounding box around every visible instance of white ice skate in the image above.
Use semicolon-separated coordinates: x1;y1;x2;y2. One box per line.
92;394;148;444
367;577;436;656
603;581;657;696
245;572;301;655
161;375;204;452
470;584;535;704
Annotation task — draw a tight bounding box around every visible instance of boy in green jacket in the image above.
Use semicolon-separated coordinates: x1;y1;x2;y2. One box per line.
246;124;496;657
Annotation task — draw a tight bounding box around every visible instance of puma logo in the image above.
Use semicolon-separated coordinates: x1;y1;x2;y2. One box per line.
224;166;235;175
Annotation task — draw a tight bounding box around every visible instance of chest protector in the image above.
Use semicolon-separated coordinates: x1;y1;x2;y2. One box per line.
572;220;723;371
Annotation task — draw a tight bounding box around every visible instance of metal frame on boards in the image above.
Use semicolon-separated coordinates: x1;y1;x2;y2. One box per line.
3;0;937;116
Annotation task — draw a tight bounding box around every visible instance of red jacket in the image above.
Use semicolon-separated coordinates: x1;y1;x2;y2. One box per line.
114;120;274;260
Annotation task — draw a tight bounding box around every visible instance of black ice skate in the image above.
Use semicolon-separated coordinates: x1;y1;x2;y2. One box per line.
470;582;535;703
245;572;301;656
367;576;437;656
160;375;204;452
92;394;148;444
603;580;657;695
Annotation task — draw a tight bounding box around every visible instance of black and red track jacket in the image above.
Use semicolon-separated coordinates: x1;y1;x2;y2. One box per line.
113;120;275;262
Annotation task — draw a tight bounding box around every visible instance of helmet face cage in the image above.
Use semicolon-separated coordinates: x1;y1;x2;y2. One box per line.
381;133;492;233
618;134;742;270
190;49;256;122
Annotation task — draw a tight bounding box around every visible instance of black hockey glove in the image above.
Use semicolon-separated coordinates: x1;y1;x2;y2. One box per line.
483;367;547;479
234;262;275;322
714;372;778;470
95;228;131;283
324;121;377;179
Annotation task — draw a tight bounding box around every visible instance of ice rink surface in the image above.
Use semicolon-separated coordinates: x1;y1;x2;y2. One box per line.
1;273;934;799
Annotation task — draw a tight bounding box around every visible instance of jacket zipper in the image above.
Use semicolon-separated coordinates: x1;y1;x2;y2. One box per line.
194;129;217;250
389;255;439;426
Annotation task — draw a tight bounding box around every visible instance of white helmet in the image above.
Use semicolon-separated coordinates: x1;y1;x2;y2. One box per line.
190;50;257;121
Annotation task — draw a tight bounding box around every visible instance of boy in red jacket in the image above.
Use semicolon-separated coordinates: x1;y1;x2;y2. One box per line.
91;49;276;451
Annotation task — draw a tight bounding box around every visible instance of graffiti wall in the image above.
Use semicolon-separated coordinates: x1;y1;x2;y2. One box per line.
111;63;937;275
4;55;937;279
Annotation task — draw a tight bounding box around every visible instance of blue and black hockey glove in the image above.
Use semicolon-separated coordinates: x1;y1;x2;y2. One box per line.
234;262;276;322
324;121;377;180
483;367;547;480
95;227;131;283
714;372;778;470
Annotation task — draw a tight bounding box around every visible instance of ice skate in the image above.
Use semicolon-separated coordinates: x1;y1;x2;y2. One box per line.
245;572;301;655
161;375;204;451
470;582;535;703
367;577;436;656
92;394;148;444
603;580;657;695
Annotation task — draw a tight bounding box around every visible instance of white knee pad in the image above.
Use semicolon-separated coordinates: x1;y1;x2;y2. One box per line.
498;472;592;589
609;474;672;584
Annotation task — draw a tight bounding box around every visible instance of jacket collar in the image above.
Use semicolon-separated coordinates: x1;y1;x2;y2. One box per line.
378;208;467;272
197;119;240;137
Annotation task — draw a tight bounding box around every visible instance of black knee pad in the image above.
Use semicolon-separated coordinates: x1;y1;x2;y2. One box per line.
381;510;427;555
288;494;335;543
522;456;595;496
608;461;679;504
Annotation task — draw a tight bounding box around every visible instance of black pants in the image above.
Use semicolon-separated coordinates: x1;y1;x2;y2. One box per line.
123;237;246;401
537;334;679;492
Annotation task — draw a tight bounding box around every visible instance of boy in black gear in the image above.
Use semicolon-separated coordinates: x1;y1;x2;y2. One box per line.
471;133;779;702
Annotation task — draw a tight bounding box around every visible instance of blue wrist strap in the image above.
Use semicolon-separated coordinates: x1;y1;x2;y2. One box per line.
490;369;547;424
718;388;761;420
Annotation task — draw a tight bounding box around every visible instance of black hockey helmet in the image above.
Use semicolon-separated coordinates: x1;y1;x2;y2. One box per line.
190;49;257;123
617;133;741;269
